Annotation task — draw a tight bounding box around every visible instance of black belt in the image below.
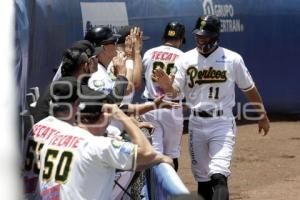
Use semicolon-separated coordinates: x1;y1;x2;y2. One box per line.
193;110;223;118
147;98;182;103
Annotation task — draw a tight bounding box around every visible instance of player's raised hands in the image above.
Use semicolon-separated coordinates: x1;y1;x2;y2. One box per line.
124;35;133;58
112;50;127;76
153;68;173;91
131;26;143;53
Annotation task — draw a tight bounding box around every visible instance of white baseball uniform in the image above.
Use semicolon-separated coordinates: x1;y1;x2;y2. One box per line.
88;63;115;95
88;62;135;138
174;47;254;181
105;61;134;138
142;44;184;158
22;116;73;200
89;61;137;200
37;118;137;200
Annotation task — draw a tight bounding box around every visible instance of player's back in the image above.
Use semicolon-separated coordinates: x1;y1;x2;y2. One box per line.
143;45;184;100
38;125;137;200
22;116;72;200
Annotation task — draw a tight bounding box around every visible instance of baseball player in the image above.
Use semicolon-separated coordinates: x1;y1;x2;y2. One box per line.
142;21;186;171
37;92;173;200
105;26;144;138
52;26;128;103
33;40;101;122
153;15;270;200
22;77;82;200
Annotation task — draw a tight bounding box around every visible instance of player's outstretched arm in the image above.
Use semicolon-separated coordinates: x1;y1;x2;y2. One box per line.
131;26;143;91
123;35;135;95
243;86;270;135
104;104;168;170
123;96;180;116
122;27;143;95
135;153;174;171
153;68;180;98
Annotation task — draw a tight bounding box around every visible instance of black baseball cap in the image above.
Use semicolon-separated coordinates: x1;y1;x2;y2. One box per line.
50;76;79;103
78;86;111;114
69;40;101;57
84;26;121;46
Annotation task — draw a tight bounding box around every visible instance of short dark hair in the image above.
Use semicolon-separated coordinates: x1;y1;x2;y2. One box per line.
50;76;79;114
77;86;109;124
76;112;103;124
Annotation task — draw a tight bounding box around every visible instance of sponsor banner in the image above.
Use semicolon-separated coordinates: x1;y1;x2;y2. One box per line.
203;0;244;32
80;2;128;35
20;0;300;115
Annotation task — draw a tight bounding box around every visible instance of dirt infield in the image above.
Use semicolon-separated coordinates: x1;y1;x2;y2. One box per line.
178;121;300;200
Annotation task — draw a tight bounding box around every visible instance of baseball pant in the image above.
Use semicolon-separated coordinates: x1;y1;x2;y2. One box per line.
142;107;183;158
188;116;236;182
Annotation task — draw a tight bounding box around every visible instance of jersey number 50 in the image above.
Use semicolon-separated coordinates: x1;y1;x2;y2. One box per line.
42;149;73;183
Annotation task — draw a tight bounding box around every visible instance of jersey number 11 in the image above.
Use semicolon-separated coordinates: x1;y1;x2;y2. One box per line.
208;87;219;99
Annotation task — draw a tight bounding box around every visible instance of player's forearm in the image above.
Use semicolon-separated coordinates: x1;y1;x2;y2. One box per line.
164;84;180;99
124;58;134;95
125;68;134;95
117;112;158;170
127;103;156;116
122;118;157;171
132;52;142;90
136;153;173;171
243;86;267;117
118;112;153;150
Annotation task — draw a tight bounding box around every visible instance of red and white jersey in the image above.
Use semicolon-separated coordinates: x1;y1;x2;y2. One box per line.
143;45;184;100
22;116;72;200
174;47;254;113
38;123;137;200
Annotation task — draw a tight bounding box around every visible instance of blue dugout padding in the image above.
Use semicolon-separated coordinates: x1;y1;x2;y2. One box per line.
17;0;300;116
146;163;189;200
16;0;29;111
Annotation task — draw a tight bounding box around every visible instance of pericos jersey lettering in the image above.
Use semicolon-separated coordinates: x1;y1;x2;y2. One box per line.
187;66;227;88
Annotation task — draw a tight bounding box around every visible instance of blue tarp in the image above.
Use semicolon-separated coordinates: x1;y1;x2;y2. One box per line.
16;0;29;110
17;0;300;114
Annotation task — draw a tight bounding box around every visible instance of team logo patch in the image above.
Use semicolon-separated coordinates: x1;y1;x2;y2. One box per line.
93;80;105;88
120;143;133;155
167;30;176;37
216;55;232;63
200;21;206;29
111;140;123;149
